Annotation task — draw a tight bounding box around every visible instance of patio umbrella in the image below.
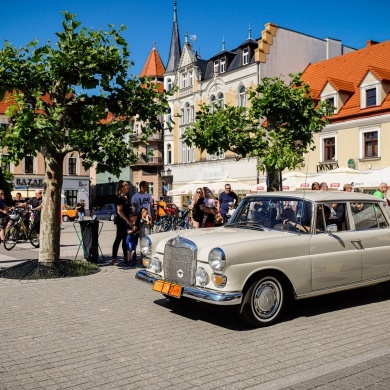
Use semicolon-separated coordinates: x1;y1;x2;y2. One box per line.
351;167;390;188
250;172;312;192
207;177;251;193
167;179;209;196
310;167;364;191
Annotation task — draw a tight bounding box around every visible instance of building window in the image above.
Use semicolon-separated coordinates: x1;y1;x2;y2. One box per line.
64;190;77;206
185;103;191;124
243;48;249;65
146;146;154;163
218;93;225;108
167;78;172;91
214;59;219;74
366;88;377;107
165;108;172;129
323;137;335;161
167;143;172;165
189;71;193;86
68;157;77;175
363;131;378;158
220;58;226;73
180;108;185;125
239;86;246;107
24;156;34;174
182;73;187;88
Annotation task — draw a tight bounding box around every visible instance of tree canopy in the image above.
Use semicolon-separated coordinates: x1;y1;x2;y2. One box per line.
183;73;331;190
0;12;170;262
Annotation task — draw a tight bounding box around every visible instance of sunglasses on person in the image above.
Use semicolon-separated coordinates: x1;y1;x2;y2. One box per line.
225;187;231;190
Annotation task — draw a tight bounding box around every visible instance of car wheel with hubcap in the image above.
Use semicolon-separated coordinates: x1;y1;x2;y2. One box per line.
62;215;69;222
238;274;285;328
91;214;97;220
110;214;115;221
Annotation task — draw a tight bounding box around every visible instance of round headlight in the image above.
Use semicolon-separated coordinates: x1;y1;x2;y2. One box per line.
208;248;226;271
196;267;209;286
150;257;162;273
140;236;152;256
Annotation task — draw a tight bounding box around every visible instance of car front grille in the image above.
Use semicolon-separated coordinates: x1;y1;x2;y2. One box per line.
164;237;197;286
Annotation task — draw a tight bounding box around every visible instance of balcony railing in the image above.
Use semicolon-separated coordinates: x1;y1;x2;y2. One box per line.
131;157;163;166
129;132;163;142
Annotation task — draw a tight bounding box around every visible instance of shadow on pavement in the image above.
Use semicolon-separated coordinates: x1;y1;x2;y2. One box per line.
153;284;388;331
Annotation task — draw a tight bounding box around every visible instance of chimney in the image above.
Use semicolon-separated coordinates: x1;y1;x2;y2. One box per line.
366;40;379;47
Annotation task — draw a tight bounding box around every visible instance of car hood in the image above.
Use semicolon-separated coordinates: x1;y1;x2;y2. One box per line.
152;226;295;261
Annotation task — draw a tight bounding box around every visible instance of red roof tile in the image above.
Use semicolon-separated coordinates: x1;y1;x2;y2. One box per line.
302;40;390;122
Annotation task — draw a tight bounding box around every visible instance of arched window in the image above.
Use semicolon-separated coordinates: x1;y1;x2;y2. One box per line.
218;93;225;108
239;86;246;107
185;103;191;124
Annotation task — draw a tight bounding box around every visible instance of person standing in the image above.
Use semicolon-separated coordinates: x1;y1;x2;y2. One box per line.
112;180;132;265
311;182;320;190
139;207;152;238
200;187;217;228
373;182;388;200
188;188;204;228
0;189;8;243
19;189;43;246
319;182;329;191
132;181;155;220
125;212;139;267
218;184;239;224
76;199;85;221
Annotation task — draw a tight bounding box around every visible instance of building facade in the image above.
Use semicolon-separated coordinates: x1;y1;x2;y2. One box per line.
163;2;355;205
301;40;390;179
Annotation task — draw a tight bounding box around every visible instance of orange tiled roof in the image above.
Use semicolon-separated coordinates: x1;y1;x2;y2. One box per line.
302;40;390;122
0;92;52;115
139;46;165;78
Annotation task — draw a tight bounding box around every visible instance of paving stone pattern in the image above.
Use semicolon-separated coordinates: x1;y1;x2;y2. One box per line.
1;222;390;389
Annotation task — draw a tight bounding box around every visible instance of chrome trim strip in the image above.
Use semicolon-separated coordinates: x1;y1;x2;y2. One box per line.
135;270;242;306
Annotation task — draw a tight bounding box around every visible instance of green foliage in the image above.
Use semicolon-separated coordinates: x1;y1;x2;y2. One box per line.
0;11;170;177
183;73;330;176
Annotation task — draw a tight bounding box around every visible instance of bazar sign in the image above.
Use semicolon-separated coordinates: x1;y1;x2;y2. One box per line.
15;178;44;188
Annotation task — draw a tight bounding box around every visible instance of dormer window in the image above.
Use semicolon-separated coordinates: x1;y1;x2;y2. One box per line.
220;58;226;73
214;60;219;74
366;88;377;106
243;48;249;65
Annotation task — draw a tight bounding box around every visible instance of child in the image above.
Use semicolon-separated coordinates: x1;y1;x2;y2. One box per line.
124;212;138;266
139;207;152;238
202;190;217;227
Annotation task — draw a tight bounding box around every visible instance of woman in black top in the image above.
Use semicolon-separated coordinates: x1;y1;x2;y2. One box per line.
112;180;132;265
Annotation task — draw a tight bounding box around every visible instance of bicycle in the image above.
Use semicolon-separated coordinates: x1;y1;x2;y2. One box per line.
3;208;39;250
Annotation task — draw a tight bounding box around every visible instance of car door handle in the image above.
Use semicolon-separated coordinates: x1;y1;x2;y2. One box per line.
351;240;363;249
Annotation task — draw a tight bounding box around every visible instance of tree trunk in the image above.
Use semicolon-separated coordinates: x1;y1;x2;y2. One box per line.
38;152;64;263
266;167;282;192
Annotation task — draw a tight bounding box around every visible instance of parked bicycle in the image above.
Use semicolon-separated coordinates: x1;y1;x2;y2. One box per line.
153;208;193;233
3;207;39;250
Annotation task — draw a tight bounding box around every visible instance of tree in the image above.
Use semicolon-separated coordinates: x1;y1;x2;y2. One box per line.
0;12;170;263
183;73;331;190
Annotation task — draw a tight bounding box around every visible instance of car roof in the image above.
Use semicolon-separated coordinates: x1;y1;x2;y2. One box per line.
247;191;385;203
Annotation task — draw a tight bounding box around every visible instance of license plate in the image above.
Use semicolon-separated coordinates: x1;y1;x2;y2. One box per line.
153;280;182;298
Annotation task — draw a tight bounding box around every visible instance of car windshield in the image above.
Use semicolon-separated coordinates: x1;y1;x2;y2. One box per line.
227;196;313;232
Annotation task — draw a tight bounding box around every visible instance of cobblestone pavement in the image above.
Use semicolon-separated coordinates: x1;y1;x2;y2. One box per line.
1;222;390;389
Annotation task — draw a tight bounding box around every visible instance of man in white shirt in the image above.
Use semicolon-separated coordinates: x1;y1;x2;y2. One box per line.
131;181;155;220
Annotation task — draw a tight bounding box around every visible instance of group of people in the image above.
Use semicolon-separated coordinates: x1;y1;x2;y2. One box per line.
188;184;239;228
0;189;43;245
111;180;154;266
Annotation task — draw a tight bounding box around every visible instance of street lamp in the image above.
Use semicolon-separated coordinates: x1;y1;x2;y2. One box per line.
26;184;29;199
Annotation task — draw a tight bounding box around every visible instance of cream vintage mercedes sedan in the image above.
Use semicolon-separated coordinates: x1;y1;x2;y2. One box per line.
136;191;390;327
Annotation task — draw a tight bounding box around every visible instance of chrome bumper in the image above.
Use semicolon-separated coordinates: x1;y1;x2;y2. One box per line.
135;269;242;306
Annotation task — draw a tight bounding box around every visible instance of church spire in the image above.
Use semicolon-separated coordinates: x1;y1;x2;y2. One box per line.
166;0;182;73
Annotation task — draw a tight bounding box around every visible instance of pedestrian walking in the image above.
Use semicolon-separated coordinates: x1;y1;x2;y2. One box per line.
76;199;85;221
111;180;132;265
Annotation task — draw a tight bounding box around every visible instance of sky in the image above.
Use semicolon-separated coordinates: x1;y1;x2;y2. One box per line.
1;1;390;77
